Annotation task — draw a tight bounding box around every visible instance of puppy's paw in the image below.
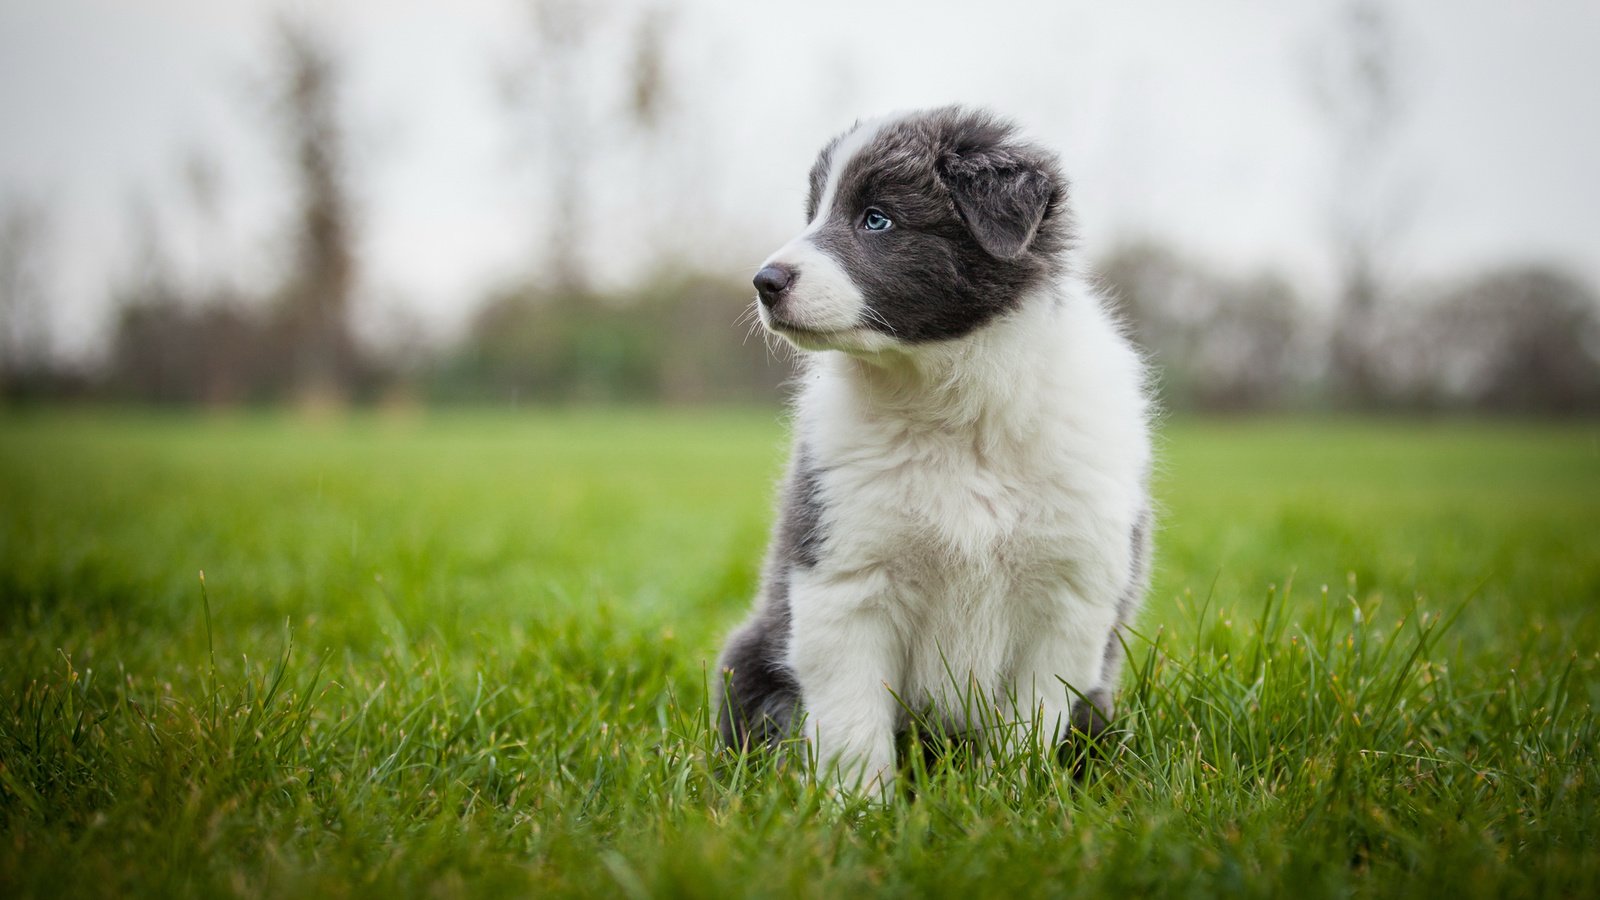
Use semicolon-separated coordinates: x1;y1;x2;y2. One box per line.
808;741;898;804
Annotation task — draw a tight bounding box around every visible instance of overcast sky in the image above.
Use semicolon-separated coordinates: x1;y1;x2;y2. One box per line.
2;0;1598;357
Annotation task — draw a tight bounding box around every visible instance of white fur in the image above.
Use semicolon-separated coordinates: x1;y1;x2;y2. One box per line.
757;240;870;339
782;278;1151;796
811;115;888;224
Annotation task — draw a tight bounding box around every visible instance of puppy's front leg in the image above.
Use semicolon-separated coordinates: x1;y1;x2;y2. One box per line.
1010;595;1120;748
788;572;902;800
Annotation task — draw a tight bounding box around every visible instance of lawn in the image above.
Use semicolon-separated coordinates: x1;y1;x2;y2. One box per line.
1;410;1597;897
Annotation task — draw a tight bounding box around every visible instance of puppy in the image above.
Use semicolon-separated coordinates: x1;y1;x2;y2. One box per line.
716;107;1152;797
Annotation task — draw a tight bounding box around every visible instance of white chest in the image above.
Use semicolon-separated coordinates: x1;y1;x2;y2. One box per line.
783;291;1152;721
810;427;1093;708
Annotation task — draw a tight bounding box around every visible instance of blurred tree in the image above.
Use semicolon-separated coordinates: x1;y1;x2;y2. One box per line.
499;1;681;294
269;16;362;405
1309;0;1410;408
106;198;275;405
626;5;673;134
109;294;273;405
1100;240;1307;411
1417;264;1600;414
178;147;236;300
104;17;371;409
499;0;604;295
0;195;52;396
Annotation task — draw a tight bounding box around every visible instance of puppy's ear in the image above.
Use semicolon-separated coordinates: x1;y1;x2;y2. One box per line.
938;148;1056;260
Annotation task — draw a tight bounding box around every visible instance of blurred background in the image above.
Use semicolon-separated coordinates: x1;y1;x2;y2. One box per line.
1;0;1597;413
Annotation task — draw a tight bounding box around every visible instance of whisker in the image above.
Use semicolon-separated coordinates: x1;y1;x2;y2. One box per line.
862;304;897;334
742;314;767;347
760;325;796;365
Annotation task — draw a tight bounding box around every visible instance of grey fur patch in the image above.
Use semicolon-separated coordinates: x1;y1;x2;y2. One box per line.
715;596;800;752
715;448;828;751
776;450;826;569
1068;686;1115;739
1104;505;1153;671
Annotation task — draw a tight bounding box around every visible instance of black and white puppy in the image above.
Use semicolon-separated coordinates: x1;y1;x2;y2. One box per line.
716;107;1152;797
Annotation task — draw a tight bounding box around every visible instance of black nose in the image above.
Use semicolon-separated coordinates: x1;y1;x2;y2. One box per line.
753;264;795;307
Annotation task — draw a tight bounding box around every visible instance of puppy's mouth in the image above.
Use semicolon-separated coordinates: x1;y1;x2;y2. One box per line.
759;307;897;357
759;308;850;343
767;319;843;340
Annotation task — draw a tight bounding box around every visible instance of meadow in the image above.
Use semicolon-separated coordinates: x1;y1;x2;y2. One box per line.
1;410;1596;897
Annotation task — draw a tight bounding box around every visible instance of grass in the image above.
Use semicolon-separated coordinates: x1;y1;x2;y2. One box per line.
0;409;1597;898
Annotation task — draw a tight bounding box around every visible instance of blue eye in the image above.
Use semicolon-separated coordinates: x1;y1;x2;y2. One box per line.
862;209;892;232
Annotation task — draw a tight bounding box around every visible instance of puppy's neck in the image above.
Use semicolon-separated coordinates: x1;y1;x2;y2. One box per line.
810;287;1063;432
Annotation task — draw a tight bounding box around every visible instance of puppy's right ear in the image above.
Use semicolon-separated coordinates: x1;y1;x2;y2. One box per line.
938;147;1057;260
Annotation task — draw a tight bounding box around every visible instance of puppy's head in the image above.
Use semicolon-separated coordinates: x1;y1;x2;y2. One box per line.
753;107;1070;354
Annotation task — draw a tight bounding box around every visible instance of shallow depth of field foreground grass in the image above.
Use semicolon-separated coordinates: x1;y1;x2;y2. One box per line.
1;410;1597;897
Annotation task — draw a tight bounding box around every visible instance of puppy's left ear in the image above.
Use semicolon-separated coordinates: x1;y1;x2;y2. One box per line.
939;149;1056;260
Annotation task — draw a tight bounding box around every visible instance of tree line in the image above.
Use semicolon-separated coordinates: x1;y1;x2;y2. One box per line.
0;3;1596;413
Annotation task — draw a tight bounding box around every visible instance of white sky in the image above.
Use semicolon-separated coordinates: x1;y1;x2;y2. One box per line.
2;0;1598;358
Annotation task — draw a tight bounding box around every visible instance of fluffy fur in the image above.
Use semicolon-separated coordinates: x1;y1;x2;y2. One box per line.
717;107;1153;798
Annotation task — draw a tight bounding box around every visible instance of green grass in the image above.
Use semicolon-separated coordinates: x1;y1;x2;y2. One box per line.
1;410;1597;898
